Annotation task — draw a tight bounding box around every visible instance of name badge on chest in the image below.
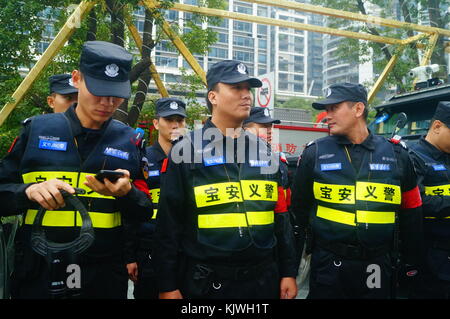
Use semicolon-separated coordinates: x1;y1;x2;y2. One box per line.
249;160;269;167
432;164;446;171
104;147;129;160
320;163;342;171
203;156;225;167
369;163;391;171
148;169;160;177
38;139;67;151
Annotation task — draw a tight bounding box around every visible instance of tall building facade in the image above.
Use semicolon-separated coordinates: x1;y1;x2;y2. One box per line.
133;0;323;100
34;2;324;101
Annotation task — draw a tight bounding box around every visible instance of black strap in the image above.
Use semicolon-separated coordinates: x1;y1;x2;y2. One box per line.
30;188;95;257
430;240;450;251
316;238;390;260
189;258;275;281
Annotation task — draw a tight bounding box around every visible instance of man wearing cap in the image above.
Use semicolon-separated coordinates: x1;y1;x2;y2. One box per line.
47;74;78;113
153;60;298;299
0;41;152;299
243;107;301;261
291;82;423;298
243;107;280;145
408;101;450;298
125;97;187;299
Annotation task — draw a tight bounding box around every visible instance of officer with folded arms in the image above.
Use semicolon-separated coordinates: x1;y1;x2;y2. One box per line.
154;60;298;299
291;82;424;298
125;97;187;299
47;74;78;113
408;101;450;298
0;41;152;299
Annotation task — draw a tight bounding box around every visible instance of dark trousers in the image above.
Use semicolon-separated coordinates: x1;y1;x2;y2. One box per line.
11;249;128;299
180;259;279;299
133;249;158;299
409;246;450;299
308;247;392;299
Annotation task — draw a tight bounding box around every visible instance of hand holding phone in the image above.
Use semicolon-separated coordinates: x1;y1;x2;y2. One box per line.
95;170;125;183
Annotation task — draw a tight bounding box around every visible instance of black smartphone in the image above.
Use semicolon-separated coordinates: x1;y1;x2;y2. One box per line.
94;170;125;183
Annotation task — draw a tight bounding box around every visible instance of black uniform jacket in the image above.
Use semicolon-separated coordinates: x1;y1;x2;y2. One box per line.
0;105;151;259
154;119;298;292
291;132;424;266
124;141;166;264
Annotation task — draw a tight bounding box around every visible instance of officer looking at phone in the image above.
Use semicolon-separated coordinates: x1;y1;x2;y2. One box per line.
0;41;152;299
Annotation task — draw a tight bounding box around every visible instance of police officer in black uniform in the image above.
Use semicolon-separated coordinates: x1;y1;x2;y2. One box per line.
47;74;79;113
408;101;450;298
0;41;152;299
291;83;424;299
125;97;186;299
153;60;298;299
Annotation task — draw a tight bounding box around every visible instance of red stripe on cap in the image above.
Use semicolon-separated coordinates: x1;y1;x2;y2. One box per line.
401;186;422;209
274;186;288;213
161;158;169;173
8;137;18;153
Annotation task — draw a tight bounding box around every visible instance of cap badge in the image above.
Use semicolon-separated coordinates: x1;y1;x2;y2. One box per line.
237;63;247;74
105;64;119;77
68;78;74;87
264;108;270;117
325;87;332;97
169;101;179;110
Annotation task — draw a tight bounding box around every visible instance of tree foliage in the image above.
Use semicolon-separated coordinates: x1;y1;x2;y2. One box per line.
312;0;449;94
0;0;224;156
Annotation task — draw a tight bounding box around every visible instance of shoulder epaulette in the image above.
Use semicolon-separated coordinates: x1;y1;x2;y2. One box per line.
21;117;32;126
388;135;408;149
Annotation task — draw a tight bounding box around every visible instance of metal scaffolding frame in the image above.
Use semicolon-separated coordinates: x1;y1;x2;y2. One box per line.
1;0;449;126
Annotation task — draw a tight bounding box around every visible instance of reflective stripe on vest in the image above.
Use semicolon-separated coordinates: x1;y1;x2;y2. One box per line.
22;171;114;200
198;211;274;228
316;205;395;226
24;209;121;228
425;184;450;196
194;181;278;208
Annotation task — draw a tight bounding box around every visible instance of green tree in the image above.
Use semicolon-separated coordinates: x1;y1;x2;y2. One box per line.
0;0;225;156
312;0;449;93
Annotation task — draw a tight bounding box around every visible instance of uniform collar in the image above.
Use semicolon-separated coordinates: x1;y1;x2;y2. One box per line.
418;136;449;161
148;141;167;162
64;104;112;137
334;130;376;151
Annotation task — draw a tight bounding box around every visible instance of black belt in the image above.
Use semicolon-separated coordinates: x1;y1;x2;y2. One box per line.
189;258;275;281
430;240;450;252
316;238;390;260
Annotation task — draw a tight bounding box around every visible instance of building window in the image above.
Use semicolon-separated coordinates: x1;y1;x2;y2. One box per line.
209;47;228;59
258;39;267;49
257;24;267;35
156;56;178;68
233;50;253;62
234;21;252;33
258;54;267;64
234;5;252;14
135;20;144;33
217;33;228;44
233;35;254;48
294;56;304;73
164;10;178;21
